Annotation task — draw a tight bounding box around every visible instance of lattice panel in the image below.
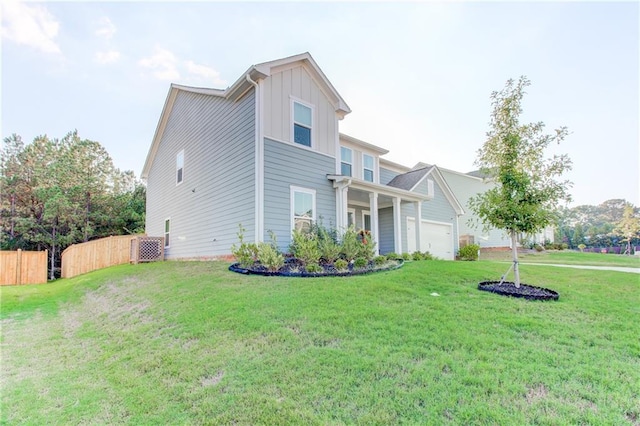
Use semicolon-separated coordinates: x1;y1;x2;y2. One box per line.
130;237;164;263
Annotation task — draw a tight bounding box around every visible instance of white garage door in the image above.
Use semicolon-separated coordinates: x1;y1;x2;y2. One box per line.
407;218;454;260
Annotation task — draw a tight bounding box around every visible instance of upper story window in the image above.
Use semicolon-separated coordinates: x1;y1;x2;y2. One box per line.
340;146;352;176
176;150;184;185
363;154;374;182
291;186;316;232
293;101;312;147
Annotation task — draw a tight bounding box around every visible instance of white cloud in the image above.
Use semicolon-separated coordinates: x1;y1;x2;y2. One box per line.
138;46;180;80
95;50;121;64
0;0;61;54
185;60;226;86
95;16;116;39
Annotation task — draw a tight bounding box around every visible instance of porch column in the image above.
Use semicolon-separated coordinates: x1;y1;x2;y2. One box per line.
369;192;379;255
393;197;402;253
334;184;349;232
414;201;422;253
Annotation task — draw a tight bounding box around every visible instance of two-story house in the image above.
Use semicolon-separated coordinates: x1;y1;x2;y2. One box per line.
142;52;464;260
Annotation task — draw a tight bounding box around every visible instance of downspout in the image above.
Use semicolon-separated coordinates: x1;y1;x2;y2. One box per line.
246;73;264;243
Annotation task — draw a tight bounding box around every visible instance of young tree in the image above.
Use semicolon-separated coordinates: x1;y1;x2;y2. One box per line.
616;204;640;255
469;76;573;287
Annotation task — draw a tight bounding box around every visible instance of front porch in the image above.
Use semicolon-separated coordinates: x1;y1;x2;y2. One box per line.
328;175;431;255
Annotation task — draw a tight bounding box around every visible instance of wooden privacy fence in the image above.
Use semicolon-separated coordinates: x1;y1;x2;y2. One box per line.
0;249;48;285
62;235;139;279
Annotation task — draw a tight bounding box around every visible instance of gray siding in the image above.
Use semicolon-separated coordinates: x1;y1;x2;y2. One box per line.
380;167;399;185
439;170;511;248
146;89;256;258
263;138;336;251
400;179;459;254
378;207;395;254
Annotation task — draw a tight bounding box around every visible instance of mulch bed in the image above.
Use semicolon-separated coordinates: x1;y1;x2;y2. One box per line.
229;258;404;278
478;281;559;301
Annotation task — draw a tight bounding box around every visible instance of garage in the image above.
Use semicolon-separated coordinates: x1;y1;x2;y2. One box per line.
407;218;454;260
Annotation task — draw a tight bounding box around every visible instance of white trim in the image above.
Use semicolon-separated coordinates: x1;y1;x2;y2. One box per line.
164;217;171;248
290;186;317;232
347;208;356;228
257;79;265;242
176;150;184;186
290;96;315;148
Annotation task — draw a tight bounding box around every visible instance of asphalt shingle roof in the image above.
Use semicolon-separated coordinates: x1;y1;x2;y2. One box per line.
386;166;434;191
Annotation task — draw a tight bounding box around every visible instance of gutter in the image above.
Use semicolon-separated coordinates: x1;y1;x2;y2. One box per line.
246;73;264;243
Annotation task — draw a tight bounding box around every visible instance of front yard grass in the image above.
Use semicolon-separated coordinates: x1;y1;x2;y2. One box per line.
2;261;639;424
480;249;640;268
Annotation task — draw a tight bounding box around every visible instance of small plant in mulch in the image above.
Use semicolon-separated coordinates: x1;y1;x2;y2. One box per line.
229;224;403;277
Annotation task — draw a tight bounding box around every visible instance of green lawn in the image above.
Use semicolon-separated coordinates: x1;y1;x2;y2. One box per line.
480;249;640;268
2;261;639;425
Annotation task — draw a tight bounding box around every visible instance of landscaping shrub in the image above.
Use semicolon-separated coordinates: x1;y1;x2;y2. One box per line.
412;251;423;261
231;224;258;268
401;253;411;261
422;251;434;260
385;252;399;260
334;259;348;271
305;262;323;274
354;257;368;269
534;244;544;252
340;226;361;262
458;244;480;261
374;255;387;266
257;242;284;272
316;226;341;263
290;229;320;265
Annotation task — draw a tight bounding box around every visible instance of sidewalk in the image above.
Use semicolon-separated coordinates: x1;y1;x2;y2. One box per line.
522;263;640;274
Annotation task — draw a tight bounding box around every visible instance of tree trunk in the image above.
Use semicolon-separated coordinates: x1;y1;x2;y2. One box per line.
50;224;56;281
511;230;520;288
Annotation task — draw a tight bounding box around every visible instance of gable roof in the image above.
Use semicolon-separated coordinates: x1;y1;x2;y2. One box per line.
142;52;350;179
387;165;464;215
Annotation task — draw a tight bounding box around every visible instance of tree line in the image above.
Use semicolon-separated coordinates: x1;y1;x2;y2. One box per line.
1;131;145;279
555;199;640;252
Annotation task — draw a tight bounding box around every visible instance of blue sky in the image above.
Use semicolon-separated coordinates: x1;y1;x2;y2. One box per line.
2;1;638;207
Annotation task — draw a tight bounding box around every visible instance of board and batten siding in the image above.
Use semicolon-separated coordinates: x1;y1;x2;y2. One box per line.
262;65;338;157
378;207;395;255
263;138;336;251
400;179;458;254
146;89;256;258
439;170;510;248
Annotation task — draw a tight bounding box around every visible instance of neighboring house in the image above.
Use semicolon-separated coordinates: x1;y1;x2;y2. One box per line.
431;164;554;249
142;52;465;260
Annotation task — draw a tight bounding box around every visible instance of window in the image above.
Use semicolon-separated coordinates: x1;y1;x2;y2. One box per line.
347;208;356;228
363;154;374;182
291;187;316;232
363;211;371;231
164;218;171;248
176;150;184;185
341;146;352;176
293;101;312;147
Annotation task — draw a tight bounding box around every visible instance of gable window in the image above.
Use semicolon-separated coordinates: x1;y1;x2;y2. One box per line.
341;146;353;176
293;101;312;147
291;186;316;232
164;218;171;248
363;154;374;182
176;150;184;185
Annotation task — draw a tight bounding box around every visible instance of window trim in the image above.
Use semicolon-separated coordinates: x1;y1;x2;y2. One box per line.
363;153;374;182
347;208;356;229
340;146;353;177
290;186;316;232
362;210;371;232
176;150;184;185
291;97;314;148
164;218;171;248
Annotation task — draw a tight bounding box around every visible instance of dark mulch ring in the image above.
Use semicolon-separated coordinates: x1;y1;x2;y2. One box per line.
478;281;559;301
229;258;404;278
